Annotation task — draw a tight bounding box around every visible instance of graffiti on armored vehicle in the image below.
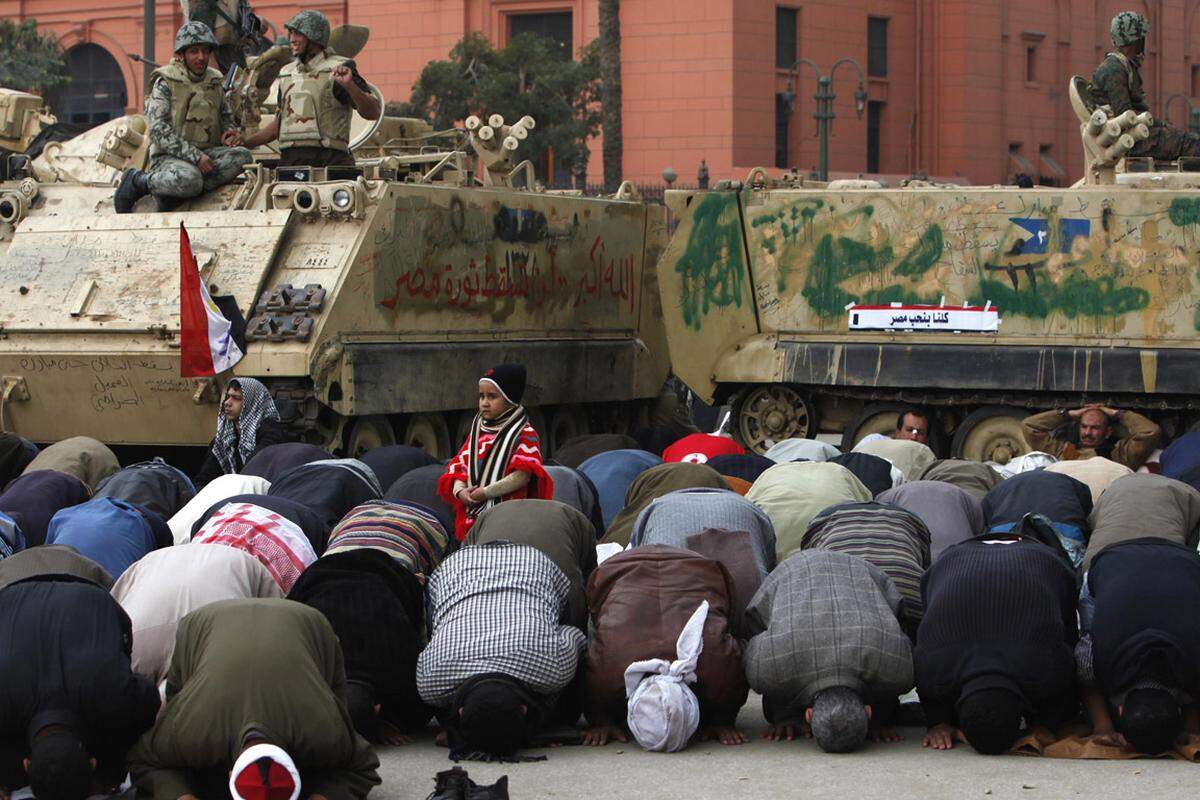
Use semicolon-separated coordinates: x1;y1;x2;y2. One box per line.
737;189;1195;338
371;191;641;326
675;193;749;331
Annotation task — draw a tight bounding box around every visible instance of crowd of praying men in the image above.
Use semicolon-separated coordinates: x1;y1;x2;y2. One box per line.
0;394;1199;800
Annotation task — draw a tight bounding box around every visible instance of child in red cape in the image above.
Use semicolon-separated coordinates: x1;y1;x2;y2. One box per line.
438;364;553;540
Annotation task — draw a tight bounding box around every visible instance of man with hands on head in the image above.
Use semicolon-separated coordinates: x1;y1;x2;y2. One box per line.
1022;403;1161;470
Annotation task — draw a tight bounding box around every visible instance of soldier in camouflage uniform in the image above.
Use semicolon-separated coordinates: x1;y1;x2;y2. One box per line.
241;9;381;168
114;22;252;213
1091;11;1200;161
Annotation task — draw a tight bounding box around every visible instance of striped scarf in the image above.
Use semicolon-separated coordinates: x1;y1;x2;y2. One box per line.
466;405;529;519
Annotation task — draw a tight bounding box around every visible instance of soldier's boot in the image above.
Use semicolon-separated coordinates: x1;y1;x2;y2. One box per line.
114;168;149;214
155;194;185;213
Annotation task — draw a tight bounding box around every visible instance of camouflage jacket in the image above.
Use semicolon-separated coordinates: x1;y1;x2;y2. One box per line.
1091;52;1149;116
145;70;236;164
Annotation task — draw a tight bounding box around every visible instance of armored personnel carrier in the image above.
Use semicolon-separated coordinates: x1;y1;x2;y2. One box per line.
0;37;669;458
657;76;1200;461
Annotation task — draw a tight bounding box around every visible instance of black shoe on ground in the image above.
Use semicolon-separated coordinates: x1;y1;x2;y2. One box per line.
427;766;473;800
114;168;148;214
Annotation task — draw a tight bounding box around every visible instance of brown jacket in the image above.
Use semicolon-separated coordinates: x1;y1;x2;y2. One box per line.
584;546;748;727
1022;409;1161;470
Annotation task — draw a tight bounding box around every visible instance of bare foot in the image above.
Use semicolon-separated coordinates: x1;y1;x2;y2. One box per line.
582;725;628;746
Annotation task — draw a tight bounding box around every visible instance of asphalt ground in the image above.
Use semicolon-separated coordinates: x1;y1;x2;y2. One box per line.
373;695;1197;800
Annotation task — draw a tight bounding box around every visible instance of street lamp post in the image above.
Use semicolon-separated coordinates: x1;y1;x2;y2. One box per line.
780;58;868;181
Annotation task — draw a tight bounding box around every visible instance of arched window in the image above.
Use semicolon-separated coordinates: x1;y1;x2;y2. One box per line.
46;43;127;125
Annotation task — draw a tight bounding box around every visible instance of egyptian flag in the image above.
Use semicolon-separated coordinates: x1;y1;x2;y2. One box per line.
180;222;243;377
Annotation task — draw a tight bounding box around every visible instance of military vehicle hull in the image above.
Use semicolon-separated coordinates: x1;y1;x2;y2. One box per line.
0;154;670;458
657;181;1200;459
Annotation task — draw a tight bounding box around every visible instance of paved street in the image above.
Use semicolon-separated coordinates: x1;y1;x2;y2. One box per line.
374;697;1196;800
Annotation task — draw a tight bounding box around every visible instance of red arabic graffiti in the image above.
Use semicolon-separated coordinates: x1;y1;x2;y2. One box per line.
379;236;637;313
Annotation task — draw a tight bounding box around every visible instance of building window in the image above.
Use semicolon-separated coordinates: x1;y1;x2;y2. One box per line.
1025;46;1037;83
1192;64;1200;98
776;7;797;69
45;44;127;125
775;93;790;168
866;100;883;173
1039;144;1065;186
867;17;888;78
509;12;573;57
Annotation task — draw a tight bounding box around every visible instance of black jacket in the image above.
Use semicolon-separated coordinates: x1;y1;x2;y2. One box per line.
193;418;291;488
0;577;160;789
916;537;1078;727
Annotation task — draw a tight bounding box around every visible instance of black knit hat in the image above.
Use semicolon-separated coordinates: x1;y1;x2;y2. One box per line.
480;364;526;405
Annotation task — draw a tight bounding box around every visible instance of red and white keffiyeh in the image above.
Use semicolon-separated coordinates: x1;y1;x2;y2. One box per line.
193;502;317;592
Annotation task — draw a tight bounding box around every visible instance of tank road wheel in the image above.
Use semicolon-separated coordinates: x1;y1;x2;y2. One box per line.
951;406;1031;465
840;402;910;451
345;414;396;458
403;413;452;459
733;385;816;455
547;405;589;456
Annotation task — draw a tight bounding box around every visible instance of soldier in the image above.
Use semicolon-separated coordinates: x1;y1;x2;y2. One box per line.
1090;11;1200;161
114;22;252;213
241;10;381;168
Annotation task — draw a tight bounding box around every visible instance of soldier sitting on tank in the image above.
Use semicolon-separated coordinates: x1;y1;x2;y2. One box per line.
114;22;252;214
240;10;381;169
1090;11;1200;161
1022;404;1162;471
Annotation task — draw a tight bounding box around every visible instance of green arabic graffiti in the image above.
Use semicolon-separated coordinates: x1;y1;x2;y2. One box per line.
676;193;746;331
801;225;944;317
972;273;1149;318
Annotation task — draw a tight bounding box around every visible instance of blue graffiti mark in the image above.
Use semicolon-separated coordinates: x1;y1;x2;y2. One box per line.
1009;218;1091;255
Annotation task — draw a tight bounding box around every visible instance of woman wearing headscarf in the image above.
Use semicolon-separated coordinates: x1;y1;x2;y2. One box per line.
546;465;606;538
22;436;119;490
630;487;777;579
194;378;289;487
359;445;438;492
0;470;91;547
468;499;597;630
192;500;320;592
800;501;932;632
852;438;936;482
579;449;662;532
94;458;196;520
267;458;383;534
602;462;729;547
324;500;451;583
555;434;640;470
189;493;329;555
166;473;270;545
439;364;553;541
919;459;1003;502
746;462;872;561
46;497;172;579
982;470;1093;568
876;481;983;561
241;442;331;482
385;464;456;534
0;433;37;490
829;452;903;496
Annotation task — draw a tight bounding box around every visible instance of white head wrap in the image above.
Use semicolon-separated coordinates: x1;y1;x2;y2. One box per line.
996;451;1058;479
624;600;708;753
229;743;301;800
764;438;841;463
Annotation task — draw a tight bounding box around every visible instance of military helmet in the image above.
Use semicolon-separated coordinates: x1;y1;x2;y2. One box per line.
285;10;330;48
174;21;218;53
1111;11;1149;46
